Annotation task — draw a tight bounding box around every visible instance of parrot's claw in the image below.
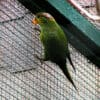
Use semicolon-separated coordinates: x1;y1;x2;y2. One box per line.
34;27;41;32
34;54;44;65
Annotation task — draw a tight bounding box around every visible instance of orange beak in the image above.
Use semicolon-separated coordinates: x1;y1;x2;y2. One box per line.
32;18;38;25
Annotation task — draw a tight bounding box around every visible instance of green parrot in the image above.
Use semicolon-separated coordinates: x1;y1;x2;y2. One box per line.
32;12;77;90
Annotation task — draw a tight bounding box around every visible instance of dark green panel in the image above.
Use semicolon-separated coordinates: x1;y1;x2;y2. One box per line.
47;0;100;45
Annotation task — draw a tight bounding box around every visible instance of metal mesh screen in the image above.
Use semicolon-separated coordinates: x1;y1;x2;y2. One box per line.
0;0;99;100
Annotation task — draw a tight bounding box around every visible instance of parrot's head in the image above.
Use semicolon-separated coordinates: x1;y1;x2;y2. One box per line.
32;12;56;27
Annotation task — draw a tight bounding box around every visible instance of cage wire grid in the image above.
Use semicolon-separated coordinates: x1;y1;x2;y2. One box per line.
0;0;99;100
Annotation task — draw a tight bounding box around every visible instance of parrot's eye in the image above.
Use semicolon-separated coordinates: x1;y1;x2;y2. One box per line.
39;17;48;24
37;15;41;18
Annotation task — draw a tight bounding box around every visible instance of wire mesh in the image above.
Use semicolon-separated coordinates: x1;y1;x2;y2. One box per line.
0;0;99;100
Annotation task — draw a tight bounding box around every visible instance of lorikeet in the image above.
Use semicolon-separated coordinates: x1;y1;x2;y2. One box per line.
32;12;77;90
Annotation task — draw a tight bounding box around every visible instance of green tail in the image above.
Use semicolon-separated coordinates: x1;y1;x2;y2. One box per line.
67;49;76;72
60;64;77;91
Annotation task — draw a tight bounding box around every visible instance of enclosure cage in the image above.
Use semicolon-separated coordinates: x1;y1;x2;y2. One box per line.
0;0;100;100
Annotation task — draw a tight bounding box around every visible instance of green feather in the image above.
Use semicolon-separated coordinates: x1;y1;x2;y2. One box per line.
34;12;77;90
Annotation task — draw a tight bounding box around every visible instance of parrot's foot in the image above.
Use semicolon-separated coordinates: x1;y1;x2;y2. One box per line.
34;54;44;65
34;27;41;32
